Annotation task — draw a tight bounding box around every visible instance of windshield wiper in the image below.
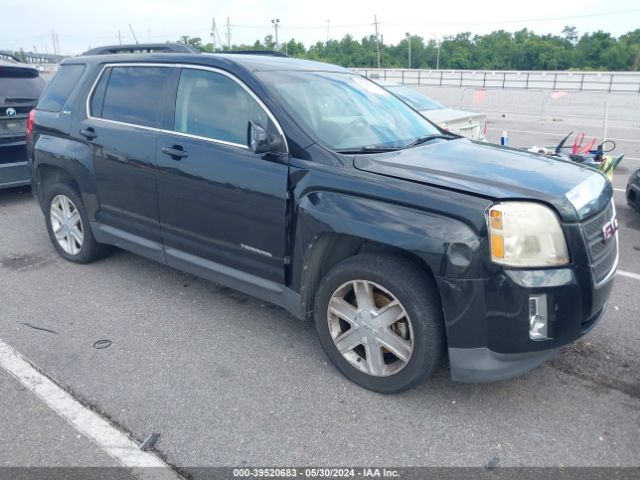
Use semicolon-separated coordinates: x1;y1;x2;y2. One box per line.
335;145;402;154
4;97;38;102
405;134;457;148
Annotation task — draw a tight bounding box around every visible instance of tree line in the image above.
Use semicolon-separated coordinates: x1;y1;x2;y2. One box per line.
180;26;640;71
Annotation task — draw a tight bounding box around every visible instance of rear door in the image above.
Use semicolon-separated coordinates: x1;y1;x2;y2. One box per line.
156;67;290;283
81;64;174;256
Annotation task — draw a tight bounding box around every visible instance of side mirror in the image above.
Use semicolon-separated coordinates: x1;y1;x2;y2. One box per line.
247;121;284;154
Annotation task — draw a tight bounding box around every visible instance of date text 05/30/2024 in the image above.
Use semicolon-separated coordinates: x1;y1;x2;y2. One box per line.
232;468;400;478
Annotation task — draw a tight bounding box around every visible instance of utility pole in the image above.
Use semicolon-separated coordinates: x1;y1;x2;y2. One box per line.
406;32;412;69
271;18;280;50
325;20;330;43
436;40;441;69
373;15;381;68
51;30;57;56
226;17;231;50
118;30;122;45
129;24;139;45
210;19;217;51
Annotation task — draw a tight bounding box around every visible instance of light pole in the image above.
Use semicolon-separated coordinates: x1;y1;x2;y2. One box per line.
271;19;280;50
429;35;441;69
405;32;411;69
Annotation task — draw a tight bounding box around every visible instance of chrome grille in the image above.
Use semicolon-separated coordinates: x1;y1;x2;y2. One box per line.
581;201;617;284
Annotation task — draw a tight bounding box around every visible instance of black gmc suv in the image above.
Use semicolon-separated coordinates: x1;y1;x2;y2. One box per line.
28;45;617;392
1;59;45;188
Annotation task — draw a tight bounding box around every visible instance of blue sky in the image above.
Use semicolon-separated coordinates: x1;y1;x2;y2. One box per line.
2;0;639;55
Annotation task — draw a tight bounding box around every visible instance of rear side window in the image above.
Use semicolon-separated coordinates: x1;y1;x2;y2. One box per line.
0;66;46;101
37;64;85;112
100;66;170;128
89;67;111;117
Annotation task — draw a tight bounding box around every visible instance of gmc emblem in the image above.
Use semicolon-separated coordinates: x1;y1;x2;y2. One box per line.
602;216;618;241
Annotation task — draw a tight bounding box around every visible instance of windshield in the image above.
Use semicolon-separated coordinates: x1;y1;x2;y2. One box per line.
258;71;440;151
385;86;445;111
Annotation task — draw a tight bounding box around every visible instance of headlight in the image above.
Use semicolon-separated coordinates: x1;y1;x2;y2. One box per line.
487;202;569;267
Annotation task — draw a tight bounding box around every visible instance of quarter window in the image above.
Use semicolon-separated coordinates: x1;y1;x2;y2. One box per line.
37;64;83;112
100;66;170;128
174;68;269;145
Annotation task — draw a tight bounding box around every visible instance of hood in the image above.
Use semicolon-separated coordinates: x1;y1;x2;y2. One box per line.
420;108;485;124
353;138;612;222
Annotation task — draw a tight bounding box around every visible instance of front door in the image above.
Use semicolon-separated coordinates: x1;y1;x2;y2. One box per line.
156;67;289;284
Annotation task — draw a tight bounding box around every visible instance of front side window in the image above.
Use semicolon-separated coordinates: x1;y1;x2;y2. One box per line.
174;68;269;146
258;71;441;151
101;66;170;127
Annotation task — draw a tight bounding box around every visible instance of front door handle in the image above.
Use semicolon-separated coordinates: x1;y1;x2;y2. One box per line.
161;145;188;160
79;128;97;140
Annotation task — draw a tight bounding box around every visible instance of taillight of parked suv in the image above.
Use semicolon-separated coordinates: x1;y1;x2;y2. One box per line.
26;109;35;142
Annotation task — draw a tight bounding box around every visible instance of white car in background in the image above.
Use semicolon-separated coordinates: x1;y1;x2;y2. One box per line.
379;83;487;141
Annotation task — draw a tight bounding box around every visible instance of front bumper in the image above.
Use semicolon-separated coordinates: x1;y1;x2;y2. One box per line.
438;261;615;382
449;346;559;382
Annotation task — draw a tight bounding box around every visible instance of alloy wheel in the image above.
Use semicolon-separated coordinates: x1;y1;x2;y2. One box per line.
327;280;414;377
50;194;84;255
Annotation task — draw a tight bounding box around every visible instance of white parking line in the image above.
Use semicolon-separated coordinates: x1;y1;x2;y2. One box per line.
618;270;640;281
0;338;182;479
614;188;626;192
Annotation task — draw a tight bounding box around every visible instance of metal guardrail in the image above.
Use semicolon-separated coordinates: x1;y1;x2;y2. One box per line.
0;49;66;64
355;68;640;93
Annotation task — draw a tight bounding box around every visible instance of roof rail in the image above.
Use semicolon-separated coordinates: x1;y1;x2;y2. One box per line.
82;43;200;56
217;50;288;57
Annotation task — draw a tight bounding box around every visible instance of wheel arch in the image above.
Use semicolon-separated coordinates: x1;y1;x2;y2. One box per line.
33;136;97;216
35;164;78;208
294;191;485;321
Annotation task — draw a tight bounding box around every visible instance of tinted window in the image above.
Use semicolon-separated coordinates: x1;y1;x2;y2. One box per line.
37;64;84;112
89;67;111;118
101;67;169;128
0;66;45;102
174;68;268;145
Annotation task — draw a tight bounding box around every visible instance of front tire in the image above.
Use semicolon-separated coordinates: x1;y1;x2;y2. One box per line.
45;183;111;263
314;253;445;393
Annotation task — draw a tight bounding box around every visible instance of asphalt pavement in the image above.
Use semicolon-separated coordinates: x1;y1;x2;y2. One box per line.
0;95;639;473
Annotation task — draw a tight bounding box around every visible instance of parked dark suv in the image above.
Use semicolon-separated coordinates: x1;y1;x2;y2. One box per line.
28;45;618;392
1;59;45;188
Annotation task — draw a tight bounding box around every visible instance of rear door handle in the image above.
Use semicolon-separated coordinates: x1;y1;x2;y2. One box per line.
161;145;188;160
79;128;97;140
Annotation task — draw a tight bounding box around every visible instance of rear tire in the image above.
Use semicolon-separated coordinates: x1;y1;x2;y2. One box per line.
45;182;111;263
314;253;445;393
